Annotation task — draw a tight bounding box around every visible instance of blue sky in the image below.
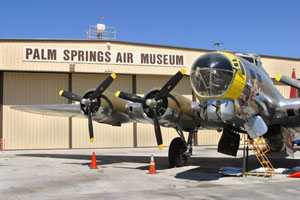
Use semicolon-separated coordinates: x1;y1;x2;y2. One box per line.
0;0;299;58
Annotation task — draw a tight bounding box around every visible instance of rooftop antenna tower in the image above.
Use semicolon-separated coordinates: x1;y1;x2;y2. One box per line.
86;16;116;40
213;42;224;50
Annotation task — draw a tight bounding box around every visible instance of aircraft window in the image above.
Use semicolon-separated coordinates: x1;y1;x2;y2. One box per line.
257;73;262;83
242;57;255;64
239;61;245;75
190;53;234;97
250;70;256;79
234;63;239;67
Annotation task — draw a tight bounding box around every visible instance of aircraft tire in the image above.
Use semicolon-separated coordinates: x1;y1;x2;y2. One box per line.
168;137;188;167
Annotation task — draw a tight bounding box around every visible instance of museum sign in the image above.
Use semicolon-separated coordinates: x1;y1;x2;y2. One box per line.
23;47;186;67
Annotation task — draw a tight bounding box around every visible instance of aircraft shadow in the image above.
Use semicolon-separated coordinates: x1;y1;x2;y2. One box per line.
17;153;171;170
175;152;300;181
17;152;300;182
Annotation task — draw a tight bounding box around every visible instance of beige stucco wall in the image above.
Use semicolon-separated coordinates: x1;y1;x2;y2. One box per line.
262;57;300;78
1;40;299;77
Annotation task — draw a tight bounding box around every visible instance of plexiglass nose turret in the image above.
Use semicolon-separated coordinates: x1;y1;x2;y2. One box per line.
190;53;234;97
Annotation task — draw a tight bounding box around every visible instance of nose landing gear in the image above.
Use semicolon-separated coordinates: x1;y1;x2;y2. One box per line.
168;128;197;167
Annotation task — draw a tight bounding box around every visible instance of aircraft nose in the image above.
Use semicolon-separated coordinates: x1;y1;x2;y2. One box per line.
190;53;234;97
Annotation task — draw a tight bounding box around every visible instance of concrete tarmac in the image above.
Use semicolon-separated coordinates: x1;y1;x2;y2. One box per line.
1;146;300;200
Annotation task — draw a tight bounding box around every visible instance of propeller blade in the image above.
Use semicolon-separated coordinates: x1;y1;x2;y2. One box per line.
115;91;146;104
87;107;94;142
151;108;163;150
90;73;116;100
59;90;82;102
155;69;186;101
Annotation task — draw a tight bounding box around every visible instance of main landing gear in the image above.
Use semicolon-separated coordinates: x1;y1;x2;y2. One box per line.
168;128;197;167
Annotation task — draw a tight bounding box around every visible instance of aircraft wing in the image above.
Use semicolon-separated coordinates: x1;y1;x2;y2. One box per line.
10;103;133;126
11;104;84;118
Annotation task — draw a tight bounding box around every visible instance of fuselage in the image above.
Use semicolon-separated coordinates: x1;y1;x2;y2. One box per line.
189;51;300;132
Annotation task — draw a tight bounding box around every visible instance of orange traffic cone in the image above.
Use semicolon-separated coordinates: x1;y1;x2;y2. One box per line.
287;171;300;178
90;152;98;169
148;154;158;174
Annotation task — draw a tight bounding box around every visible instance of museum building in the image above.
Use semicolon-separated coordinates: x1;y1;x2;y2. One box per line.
0;38;299;150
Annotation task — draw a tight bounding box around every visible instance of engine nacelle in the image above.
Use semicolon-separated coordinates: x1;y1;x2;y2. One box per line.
81;89;131;126
126;89;197;130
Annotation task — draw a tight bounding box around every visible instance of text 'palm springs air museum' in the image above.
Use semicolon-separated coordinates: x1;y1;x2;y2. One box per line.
0;23;300;150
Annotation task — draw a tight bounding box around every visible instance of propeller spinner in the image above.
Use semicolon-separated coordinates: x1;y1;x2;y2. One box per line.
59;73;116;142
115;69;186;150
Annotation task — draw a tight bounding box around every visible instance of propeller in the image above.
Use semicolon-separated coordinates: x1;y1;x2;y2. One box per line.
59;90;82;102
59;73;116;142
115;91;146;104
115;69;186;150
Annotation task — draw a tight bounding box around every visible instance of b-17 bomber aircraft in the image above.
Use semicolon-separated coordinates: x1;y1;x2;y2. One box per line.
12;51;300;167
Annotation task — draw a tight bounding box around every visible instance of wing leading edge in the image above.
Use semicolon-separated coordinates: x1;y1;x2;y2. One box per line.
10;104;84;118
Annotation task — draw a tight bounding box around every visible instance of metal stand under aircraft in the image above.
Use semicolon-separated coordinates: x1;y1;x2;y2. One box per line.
242;134;249;175
243;136;275;177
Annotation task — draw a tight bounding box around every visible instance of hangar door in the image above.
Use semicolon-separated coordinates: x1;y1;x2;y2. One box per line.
3;72;69;149
72;74;133;148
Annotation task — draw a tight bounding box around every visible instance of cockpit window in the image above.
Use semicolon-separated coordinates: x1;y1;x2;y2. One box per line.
241;56;255;64
190;53;234;97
